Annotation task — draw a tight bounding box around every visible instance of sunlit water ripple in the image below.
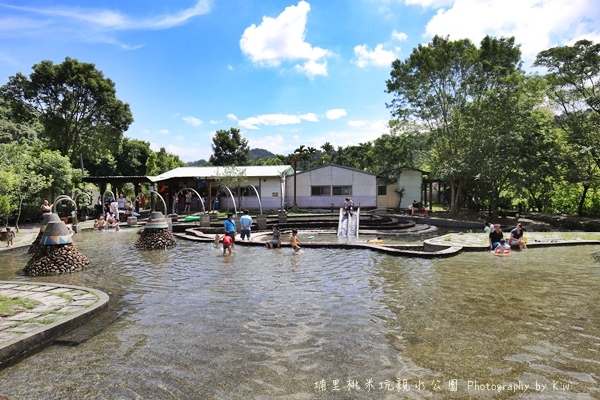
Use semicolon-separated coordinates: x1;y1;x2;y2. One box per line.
0;229;599;399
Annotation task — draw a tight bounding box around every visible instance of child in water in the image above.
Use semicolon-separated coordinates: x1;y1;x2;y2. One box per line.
494;238;511;254
289;229;302;252
222;232;233;256
368;235;383;244
6;227;14;247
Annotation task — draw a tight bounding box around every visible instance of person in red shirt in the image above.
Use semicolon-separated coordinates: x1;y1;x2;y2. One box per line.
222;232;233;256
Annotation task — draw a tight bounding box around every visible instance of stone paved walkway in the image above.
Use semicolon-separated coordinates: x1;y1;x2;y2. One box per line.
0;281;109;368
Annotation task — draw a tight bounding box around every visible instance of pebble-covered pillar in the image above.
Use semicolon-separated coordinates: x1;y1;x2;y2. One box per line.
24;220;90;276
28;213;62;254
135;211;177;250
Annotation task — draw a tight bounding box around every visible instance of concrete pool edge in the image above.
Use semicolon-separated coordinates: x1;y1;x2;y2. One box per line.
175;228;465;258
0;281;110;369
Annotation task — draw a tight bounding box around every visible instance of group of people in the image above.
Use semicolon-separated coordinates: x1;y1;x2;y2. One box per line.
172;191;210;214
487;222;527;253
215;211;302;256
93;213;120;231
411;200;429;217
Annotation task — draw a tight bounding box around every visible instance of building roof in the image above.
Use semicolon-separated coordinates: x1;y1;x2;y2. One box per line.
296;163;378;177
83;176;152;184
149;165;294;182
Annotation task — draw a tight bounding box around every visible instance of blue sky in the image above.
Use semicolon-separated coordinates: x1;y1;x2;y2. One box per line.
1;0;599;162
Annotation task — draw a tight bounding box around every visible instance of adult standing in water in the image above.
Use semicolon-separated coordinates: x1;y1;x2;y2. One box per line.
224;212;236;246
240;210;252;241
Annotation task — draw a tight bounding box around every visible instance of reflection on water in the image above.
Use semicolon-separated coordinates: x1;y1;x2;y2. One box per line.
0;230;599;398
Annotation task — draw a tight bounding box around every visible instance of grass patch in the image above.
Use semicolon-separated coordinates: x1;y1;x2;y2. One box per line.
55;292;74;302
0;295;41;317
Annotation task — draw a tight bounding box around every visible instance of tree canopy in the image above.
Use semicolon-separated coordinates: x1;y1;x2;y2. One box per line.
209;127;250;166
1;57;133;163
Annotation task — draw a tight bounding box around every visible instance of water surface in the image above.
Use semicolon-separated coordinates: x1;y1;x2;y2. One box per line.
0;229;598;399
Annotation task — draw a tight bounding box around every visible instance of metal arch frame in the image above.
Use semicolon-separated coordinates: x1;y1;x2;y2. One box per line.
220;186;238;215
243;185;262;215
149;189;168;214
52;195;77;214
74;191;92;206
100;190;116;205
175;187;206;214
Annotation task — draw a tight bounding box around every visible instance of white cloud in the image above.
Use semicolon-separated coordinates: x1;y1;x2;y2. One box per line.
314;119;389;148
182;115;202;127
299;113;319;122
239;0;332;76
210;120;219;124
353;44;397;68
420;0;600;61
227;114;238;121
392;30;408;41
0;1;211;48
163;143;212;163
294;59;328;77
2;0;211;30
405;0;454;8
158;129;170;135
326;109;348;120
238;113;302;129
247;134;286;154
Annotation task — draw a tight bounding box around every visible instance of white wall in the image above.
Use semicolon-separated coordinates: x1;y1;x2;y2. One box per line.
398;169;423;209
219;177;285;212
287;165;377;208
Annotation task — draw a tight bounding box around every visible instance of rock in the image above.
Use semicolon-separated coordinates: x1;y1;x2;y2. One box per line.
135;227;177;250
24;243;90;277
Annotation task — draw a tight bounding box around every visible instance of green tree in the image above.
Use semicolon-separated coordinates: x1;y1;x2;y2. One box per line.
387;35;479;213
215;166;248;211
144;147;184;176
534;39;600;215
386;35;526;214
0;142;76;229
0;97;42;143
145;152;160;176
118;139;152;176
209;128;250;166
155;147;185;174
1;57;134;163
511;108;562;212
318;142;335;165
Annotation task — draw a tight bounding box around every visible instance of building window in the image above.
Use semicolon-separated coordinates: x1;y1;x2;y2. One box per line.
311;186;331;196
332;186;352;196
377;185;387;196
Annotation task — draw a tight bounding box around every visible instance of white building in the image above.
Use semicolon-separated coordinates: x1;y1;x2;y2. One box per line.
287;164;378;209
149;165;294;212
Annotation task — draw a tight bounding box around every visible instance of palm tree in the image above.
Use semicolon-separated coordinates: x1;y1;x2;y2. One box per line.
289;145;315;211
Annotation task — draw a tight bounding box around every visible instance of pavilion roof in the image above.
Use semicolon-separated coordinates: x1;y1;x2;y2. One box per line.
148;165;294;182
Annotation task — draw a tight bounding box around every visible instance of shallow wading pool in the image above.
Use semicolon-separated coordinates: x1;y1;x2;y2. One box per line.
0;228;599;398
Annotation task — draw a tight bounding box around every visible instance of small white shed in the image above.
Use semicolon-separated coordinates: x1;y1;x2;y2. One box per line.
288;164;377;209
397;168;426;209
